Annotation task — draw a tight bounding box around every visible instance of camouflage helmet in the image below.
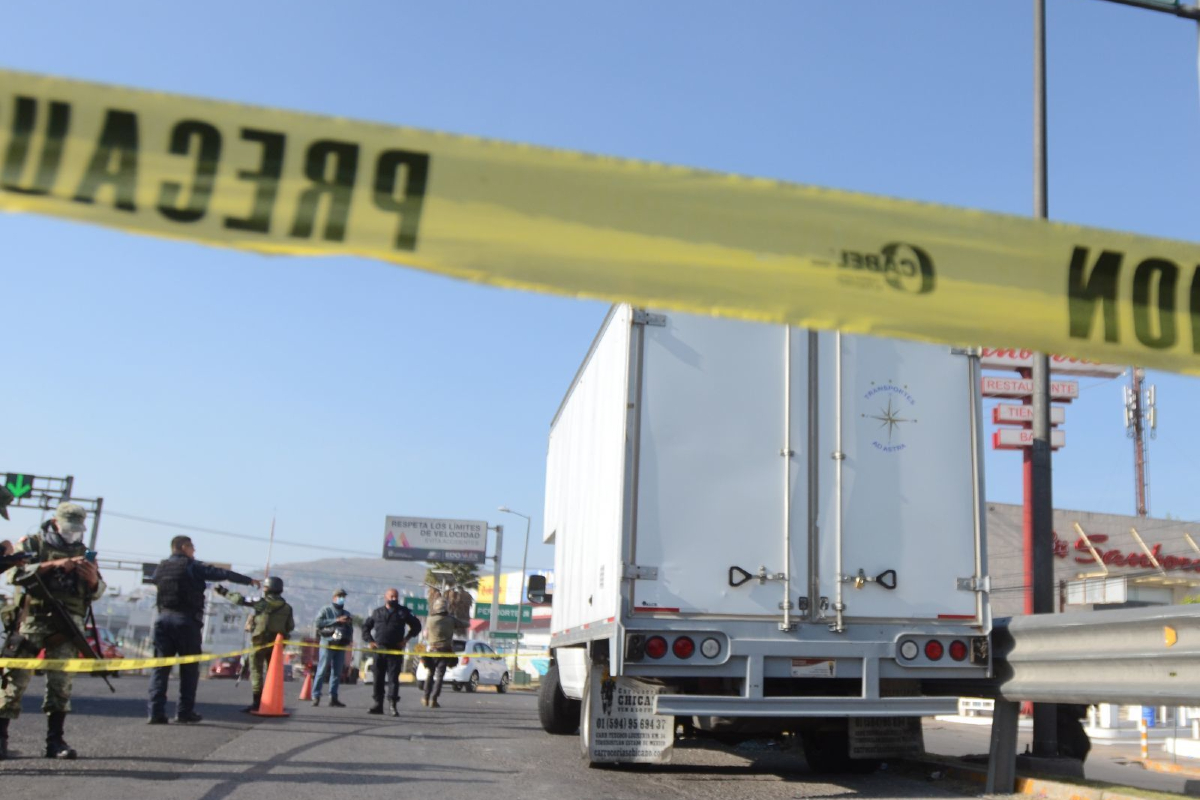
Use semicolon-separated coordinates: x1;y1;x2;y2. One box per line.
264;576;284;594
430;598;447;615
0;486;12;520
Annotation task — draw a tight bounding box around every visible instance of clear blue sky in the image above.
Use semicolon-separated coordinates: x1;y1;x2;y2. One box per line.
4;1;1200;590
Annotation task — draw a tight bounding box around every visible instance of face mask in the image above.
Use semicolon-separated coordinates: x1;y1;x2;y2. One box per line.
58;528;84;545
386;599;398;608
332;598;344;607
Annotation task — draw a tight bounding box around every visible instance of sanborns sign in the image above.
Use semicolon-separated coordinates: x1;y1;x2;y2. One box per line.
383;516;486;564
11;71;1200;375
980;349;1124;378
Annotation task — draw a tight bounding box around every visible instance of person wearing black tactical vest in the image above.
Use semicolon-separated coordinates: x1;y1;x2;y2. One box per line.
147;536;258;724
0;503;104;760
218;577;294;713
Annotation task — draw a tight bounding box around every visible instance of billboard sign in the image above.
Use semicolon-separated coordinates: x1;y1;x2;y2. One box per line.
979;348;1124;378
992;404;1066;426
981;376;1079;400
383;516;487;564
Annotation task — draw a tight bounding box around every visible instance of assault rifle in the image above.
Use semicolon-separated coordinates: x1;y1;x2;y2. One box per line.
0;571;115;693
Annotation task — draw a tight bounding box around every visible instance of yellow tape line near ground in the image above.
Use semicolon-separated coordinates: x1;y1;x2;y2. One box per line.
0;639;530;672
5;70;1200;374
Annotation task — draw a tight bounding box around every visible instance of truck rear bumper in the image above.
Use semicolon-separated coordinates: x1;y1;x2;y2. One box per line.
653;694;958;718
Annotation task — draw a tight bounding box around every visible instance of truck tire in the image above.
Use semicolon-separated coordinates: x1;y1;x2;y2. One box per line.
538;664;580;735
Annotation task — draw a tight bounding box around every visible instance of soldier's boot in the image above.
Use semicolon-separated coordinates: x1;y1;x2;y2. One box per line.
367;700;383;715
45;712;77;760
241;693;261;714
0;718;9;760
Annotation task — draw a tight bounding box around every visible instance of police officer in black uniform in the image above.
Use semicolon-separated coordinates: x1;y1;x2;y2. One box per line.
147;535;258;724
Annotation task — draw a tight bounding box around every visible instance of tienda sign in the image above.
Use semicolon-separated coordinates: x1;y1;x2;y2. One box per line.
980;349;1124;378
993;404;1066;425
1052;532;1200;573
981;376;1079;400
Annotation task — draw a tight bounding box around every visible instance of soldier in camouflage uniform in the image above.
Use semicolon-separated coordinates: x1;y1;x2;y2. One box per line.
0;486;33;572
0;503;105;760
216;576;294;712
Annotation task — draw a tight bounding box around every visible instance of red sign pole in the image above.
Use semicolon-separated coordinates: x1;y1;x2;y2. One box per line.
1021;367;1034;615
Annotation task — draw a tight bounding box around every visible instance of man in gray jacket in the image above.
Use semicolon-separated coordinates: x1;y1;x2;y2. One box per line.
312;588;352;707
421;598;457;708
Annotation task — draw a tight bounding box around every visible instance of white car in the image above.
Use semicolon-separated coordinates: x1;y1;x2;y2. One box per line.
415;639;510;693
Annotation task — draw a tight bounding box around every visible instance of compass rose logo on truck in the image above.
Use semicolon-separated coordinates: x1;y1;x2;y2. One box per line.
862;381;917;453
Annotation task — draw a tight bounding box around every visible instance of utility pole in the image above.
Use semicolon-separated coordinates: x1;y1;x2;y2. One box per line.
488;524;503;639
1030;0;1058;759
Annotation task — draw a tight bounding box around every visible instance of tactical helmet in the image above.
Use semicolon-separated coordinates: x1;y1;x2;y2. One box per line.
264;576;284;594
431;598;447;615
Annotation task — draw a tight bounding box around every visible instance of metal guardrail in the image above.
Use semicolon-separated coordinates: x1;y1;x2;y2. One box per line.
990;604;1200;707
924;604;1200;707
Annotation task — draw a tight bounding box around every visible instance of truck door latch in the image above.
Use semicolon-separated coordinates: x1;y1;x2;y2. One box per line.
843;568;898;590
728;565;785;587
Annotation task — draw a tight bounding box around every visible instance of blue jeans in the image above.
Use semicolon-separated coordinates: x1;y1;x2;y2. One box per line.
312;643;344;699
148;612;203;717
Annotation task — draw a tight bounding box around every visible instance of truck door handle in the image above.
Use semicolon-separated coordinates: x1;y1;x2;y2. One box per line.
875;569;897;590
728;566;753;588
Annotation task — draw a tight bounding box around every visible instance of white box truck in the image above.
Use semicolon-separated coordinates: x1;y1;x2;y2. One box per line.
535;305;991;770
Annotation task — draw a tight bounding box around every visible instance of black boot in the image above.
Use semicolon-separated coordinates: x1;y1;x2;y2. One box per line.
367;699;383;715
0;718;9;760
241;693;261;714
45;712;76;760
390;699;399;717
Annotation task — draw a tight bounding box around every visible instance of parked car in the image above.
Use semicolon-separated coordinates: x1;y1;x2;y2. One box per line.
415;639;509;693
294;636;360;684
209;656;242;679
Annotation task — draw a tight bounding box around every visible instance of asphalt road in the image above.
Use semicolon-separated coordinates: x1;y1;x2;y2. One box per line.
0;674;989;800
3;674;1198;799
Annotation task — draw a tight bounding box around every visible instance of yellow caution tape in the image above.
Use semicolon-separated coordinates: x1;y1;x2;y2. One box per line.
16;71;1195;371
0;644;266;673
0;639;535;672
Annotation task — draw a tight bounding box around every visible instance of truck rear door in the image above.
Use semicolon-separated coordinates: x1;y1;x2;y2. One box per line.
630;313;809;617
815;334;982;622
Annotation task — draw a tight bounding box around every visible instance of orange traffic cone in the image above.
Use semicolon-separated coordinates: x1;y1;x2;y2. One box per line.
251;634;290;718
298;668;313;701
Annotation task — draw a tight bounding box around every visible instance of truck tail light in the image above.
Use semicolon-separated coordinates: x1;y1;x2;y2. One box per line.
646;636;668;659
924;640;944;661
672;636;695;659
949;640;968;662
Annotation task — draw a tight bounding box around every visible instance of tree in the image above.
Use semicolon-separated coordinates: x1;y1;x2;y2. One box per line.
425;561;479;634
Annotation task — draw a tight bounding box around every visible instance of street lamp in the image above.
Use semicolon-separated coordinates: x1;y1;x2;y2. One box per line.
498;505;531;680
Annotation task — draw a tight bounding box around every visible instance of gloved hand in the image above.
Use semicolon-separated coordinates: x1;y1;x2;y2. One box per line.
214;585;229;597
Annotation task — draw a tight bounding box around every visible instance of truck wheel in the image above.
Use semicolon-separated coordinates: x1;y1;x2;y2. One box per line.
800;726;879;775
537;663;580;735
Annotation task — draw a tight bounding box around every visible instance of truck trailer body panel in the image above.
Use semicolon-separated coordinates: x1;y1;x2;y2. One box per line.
544;306;990;725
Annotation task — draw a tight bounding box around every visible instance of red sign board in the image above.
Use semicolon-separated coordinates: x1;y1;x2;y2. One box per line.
981;376;1078;400
992;404;1066;426
980;348;1123;378
993;428;1066;450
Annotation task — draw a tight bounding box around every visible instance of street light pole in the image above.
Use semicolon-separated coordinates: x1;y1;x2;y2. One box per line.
498;506;531;680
